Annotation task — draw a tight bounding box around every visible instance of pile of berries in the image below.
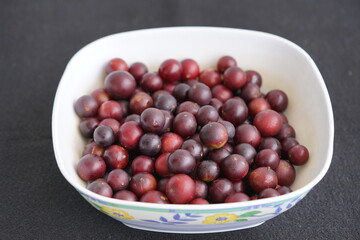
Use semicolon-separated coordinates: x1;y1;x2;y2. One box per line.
74;56;309;204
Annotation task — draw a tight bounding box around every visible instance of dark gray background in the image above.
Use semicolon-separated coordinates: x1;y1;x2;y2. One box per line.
1;0;359;239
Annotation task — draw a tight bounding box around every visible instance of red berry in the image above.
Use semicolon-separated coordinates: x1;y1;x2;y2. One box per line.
105;58;128;74
199;69;221;88
253;109;283;137
288;145;309;165
129;173;157;197
223;66;246;90
77;154;106;181
159;59;182;83
217;56;237;73
181;59;200;80
161;132;184;153
166;174;195;204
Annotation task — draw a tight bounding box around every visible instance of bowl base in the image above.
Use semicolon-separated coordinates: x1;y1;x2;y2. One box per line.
123;221;265;234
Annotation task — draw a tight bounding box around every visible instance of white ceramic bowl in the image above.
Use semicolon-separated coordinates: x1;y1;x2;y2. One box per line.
52;27;334;234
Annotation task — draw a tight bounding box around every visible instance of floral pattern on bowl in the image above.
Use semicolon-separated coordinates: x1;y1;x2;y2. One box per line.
81;191;307;232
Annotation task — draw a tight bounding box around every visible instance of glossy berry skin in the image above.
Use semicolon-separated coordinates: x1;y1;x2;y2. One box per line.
104;71;136;99
113;190;137;201
248;98;271;117
74;95;99;118
155;153;172;177
103;145;129;170
288;145;309;165
222;142;233;153
181;59;200;80
279;113;289;124
221;98;248;126
163;82;177;94
275;160;296;186
157;178;169;193
152;90;169;102
221;154;249;181
129;173;157;197
87;180;113;198
139;133;161;156
93;125;115;147
106;169;130;191
277;186;292;195
79;118;99;138
200;122;228;149
223;66;247;90
129;62;148;83
190;198;209;204
184;78;199;87
207;147;231;164
124;114;141;124
131;155;154;174
188;83;212;106
194;180;208;199
173;83;190;102
233;143;256;165
161;132;184;153
173;112;197;138
118;100;130;118
209;178;234;203
265;89;288;112
105;58;128;74
197;160;220;182
168;149;196;174
140;72;163;93
255;149;280;170
91;88;110;105
276;123;296;141
233;180;246;193
98;100;123;120
246;70;262;86
118;121;143;150
217;56;237;73
159;59;182;83
140;108;165;134
219;121;236;139
129;92;153;115
99;118;121;138
140;190;170;204
181;139;204;161
77;154;106;181
199;69;221;88
166;174;195;204
259;137;282;156
160;110;174;133
253;110;283;137
258;188;280;199
154;94;177;113
281;137;299;157
196;105;219;126
249;167;278;193
234;124;261;148
240;83;261;103
82;142;105;157
176;101;200;115
212;85;233;103
210;98;223;112
225;193;250;203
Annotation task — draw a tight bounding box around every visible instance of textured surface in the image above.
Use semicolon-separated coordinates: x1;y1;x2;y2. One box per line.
0;0;359;239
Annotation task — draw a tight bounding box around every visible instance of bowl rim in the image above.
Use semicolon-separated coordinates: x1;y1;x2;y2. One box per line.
52;26;334;210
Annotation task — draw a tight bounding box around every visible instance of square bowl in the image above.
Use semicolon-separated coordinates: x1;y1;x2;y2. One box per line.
52;27;334;233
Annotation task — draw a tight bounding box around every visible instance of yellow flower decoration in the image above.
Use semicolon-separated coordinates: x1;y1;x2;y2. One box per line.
100;206;134;220
202;213;238;224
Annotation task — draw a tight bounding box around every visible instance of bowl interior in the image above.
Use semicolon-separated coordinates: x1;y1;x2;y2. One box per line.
53;27;333;203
